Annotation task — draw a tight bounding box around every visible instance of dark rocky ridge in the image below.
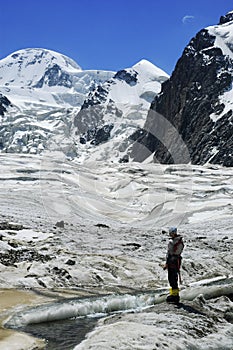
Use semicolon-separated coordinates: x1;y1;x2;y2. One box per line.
73;69;139;146
219;11;233;24
34;63;73;88
0;94;12;116
130;15;233;167
114;69;138;85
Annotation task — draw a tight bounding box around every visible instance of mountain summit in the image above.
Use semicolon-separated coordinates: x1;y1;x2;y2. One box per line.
0;11;233;166
0;49;168;156
130;11;233;166
73;59;169;161
0;48;82;88
0;48;114;108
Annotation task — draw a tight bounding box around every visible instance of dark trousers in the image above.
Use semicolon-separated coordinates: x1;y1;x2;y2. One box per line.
168;267;179;289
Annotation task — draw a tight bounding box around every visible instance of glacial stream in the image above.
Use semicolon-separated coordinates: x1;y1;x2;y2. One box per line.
4;278;233;349
17;316;100;350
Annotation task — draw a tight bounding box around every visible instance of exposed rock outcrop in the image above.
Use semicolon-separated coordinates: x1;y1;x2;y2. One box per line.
0;94;12;116
130;14;233;167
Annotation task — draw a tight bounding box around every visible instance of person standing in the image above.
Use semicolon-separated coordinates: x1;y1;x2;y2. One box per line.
163;227;184;304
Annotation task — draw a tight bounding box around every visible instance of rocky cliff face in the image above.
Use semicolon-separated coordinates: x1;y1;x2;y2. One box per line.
73;60;169;161
130;12;233;167
0;94;12;116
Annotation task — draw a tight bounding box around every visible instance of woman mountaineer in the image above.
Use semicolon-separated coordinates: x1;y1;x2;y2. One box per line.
163;227;184;304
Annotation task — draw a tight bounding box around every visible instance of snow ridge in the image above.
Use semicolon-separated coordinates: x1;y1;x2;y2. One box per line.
0;48;169;159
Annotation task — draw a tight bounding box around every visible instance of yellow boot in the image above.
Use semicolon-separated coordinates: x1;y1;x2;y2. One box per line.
171;288;179;296
166;288;180;304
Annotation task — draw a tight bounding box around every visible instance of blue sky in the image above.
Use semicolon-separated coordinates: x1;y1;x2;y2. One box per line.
2;0;233;74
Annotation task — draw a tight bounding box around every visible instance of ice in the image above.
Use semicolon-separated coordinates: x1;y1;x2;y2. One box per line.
0;153;232;349
0;49;115;110
73;310;233;350
4;282;232;327
4;292;158;327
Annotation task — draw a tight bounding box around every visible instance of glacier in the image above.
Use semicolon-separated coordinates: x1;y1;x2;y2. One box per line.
0;16;232;349
0;153;232;350
0;48;169;160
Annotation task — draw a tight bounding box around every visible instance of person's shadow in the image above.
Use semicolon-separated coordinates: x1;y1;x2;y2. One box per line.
176;302;206;316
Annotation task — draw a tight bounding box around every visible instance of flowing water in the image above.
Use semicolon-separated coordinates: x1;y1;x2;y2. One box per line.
4;280;233;349
18;316;100;350
4;290;165;349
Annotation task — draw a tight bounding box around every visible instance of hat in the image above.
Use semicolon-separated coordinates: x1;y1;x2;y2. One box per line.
169;227;177;234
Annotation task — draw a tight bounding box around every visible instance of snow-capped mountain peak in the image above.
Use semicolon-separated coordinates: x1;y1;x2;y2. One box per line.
72;58;169;162
207;18;233;59
0;48;114;109
0;48;168;158
132;59;169;81
0;48;82;88
219;10;233;25
130;11;233;167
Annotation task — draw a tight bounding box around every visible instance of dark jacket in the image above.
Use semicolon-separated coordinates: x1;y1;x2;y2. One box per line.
166;235;184;268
